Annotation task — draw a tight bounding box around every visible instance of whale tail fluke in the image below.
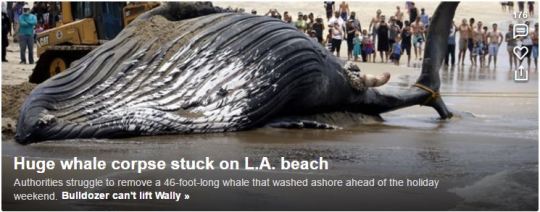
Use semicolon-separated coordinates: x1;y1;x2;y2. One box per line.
417;2;459;91
360;2;457;119
414;2;459;119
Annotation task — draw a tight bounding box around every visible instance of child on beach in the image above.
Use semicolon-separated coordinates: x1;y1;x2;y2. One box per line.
325;29;333;51
308;30;318;43
390;36;402;65
363;32;375;62
360;30;369;62
353;32;362;62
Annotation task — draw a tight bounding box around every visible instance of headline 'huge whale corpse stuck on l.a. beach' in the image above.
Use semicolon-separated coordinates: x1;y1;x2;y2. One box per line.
15;2;458;144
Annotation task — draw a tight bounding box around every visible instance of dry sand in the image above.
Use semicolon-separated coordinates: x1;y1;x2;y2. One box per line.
1;81;35;134
1;37;37;85
1;38;38;134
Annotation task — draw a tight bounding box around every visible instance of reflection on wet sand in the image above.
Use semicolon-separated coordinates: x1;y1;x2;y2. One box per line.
442;65;515;83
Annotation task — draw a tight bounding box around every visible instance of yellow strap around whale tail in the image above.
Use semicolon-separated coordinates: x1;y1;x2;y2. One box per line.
413;83;440;106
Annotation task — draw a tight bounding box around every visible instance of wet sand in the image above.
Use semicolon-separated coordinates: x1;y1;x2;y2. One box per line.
2;1;538;210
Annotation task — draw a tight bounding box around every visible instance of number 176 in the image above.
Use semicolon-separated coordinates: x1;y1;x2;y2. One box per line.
514;11;529;19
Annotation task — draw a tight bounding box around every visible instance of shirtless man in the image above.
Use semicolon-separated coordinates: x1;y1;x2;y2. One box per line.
395;6;404;28
411;17;424;59
467;18;475;65
368;9;382;61
457;19;471;65
486;23;503;68
472;21;484;66
339;1;350;21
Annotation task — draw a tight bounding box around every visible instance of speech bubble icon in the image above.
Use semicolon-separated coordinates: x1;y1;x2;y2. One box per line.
513;24;529;39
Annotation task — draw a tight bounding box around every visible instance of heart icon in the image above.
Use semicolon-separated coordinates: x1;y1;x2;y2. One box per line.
513;46;528;60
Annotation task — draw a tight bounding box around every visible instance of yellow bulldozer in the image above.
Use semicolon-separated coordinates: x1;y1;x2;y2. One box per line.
30;2;159;83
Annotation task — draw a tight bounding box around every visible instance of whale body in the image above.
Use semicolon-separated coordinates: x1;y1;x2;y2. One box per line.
15;2;457;144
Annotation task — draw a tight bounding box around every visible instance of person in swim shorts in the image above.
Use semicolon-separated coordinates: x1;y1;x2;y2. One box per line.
487;23;503;68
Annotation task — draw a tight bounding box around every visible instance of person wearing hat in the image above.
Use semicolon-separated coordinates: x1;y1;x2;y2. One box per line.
18;4;37;64
295;12;307;32
308;30;318;43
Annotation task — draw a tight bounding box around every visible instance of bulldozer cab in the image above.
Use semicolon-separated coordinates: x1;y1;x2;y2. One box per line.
70;2;125;40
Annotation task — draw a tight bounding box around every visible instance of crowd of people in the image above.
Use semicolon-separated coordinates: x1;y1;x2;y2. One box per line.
254;1;538;70
451;18;538;70
251;1;430;67
0;1;538;70
2;2;58;64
